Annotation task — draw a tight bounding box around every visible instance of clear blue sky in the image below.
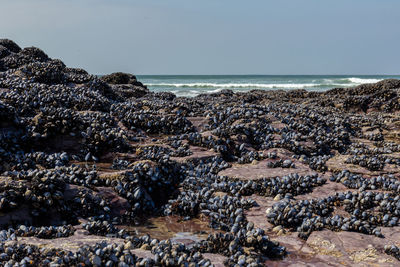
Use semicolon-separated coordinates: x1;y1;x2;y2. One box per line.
1;0;399;75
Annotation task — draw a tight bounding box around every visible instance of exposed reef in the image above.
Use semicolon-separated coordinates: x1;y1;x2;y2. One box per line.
1;39;400;266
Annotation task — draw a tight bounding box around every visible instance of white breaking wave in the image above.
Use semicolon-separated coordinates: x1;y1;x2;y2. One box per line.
147;83;319;89
143;76;392;97
206;88;223;93
347;77;382;84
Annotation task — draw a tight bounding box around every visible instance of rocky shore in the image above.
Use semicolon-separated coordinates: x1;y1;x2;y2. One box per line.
1;39;400;266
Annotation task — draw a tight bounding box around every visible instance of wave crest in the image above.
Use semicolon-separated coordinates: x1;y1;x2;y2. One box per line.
147;83;319;89
347;77;382;84
144;76;389;97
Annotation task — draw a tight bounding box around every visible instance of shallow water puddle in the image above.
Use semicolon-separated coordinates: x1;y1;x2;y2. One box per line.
119;215;217;243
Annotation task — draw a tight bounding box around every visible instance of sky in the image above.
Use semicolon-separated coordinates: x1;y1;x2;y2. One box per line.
1;0;399;75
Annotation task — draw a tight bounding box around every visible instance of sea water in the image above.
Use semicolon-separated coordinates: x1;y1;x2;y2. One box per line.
137;75;400;97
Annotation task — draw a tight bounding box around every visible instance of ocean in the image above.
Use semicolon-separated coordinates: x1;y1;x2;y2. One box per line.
137;75;400;97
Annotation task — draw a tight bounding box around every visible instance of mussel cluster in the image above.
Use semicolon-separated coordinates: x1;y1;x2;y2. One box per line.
266;189;399;239
214;173;323;198
0;225;75;241
198;229;286;266
2;38;400;264
111;103;195;135
267;159;295;168
111;158;131;170
111;161;181;216
385;244;400;261
0;242;142;267
330;170;400;192
306;155;330;172
345;155;385;171
83;220;127;238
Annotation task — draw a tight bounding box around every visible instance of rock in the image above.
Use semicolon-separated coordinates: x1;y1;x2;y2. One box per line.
140;244;151;250
101;72;141;86
1;39;400;266
282;159;293;168
19;60;65;84
0;39;21;53
91;255;102;266
124;241;133;250
0;45;11;59
109;84;149;98
20;47;49;62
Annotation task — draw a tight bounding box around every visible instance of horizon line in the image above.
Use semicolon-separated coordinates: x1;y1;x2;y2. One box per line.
133;74;400;76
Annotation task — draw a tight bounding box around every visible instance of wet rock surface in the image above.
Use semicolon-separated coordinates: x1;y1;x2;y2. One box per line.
1;39;400;266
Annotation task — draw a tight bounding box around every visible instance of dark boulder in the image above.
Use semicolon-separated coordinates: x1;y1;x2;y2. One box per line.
101;72;144;86
197;89;234;98
1;49;51;71
0;39;21;53
151;91;176;100
349;79;400;95
64;67;89;75
101;72;149;99
0;54;26;70
373;79;400;90
326;79;400;97
20;47;50;62
324;87;346;95
110;84;150;99
64;67;94;84
0;45;11;59
86;78;122;101
286;89;310;98
19;59;66;84
211;89;234;97
0;46;52;71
